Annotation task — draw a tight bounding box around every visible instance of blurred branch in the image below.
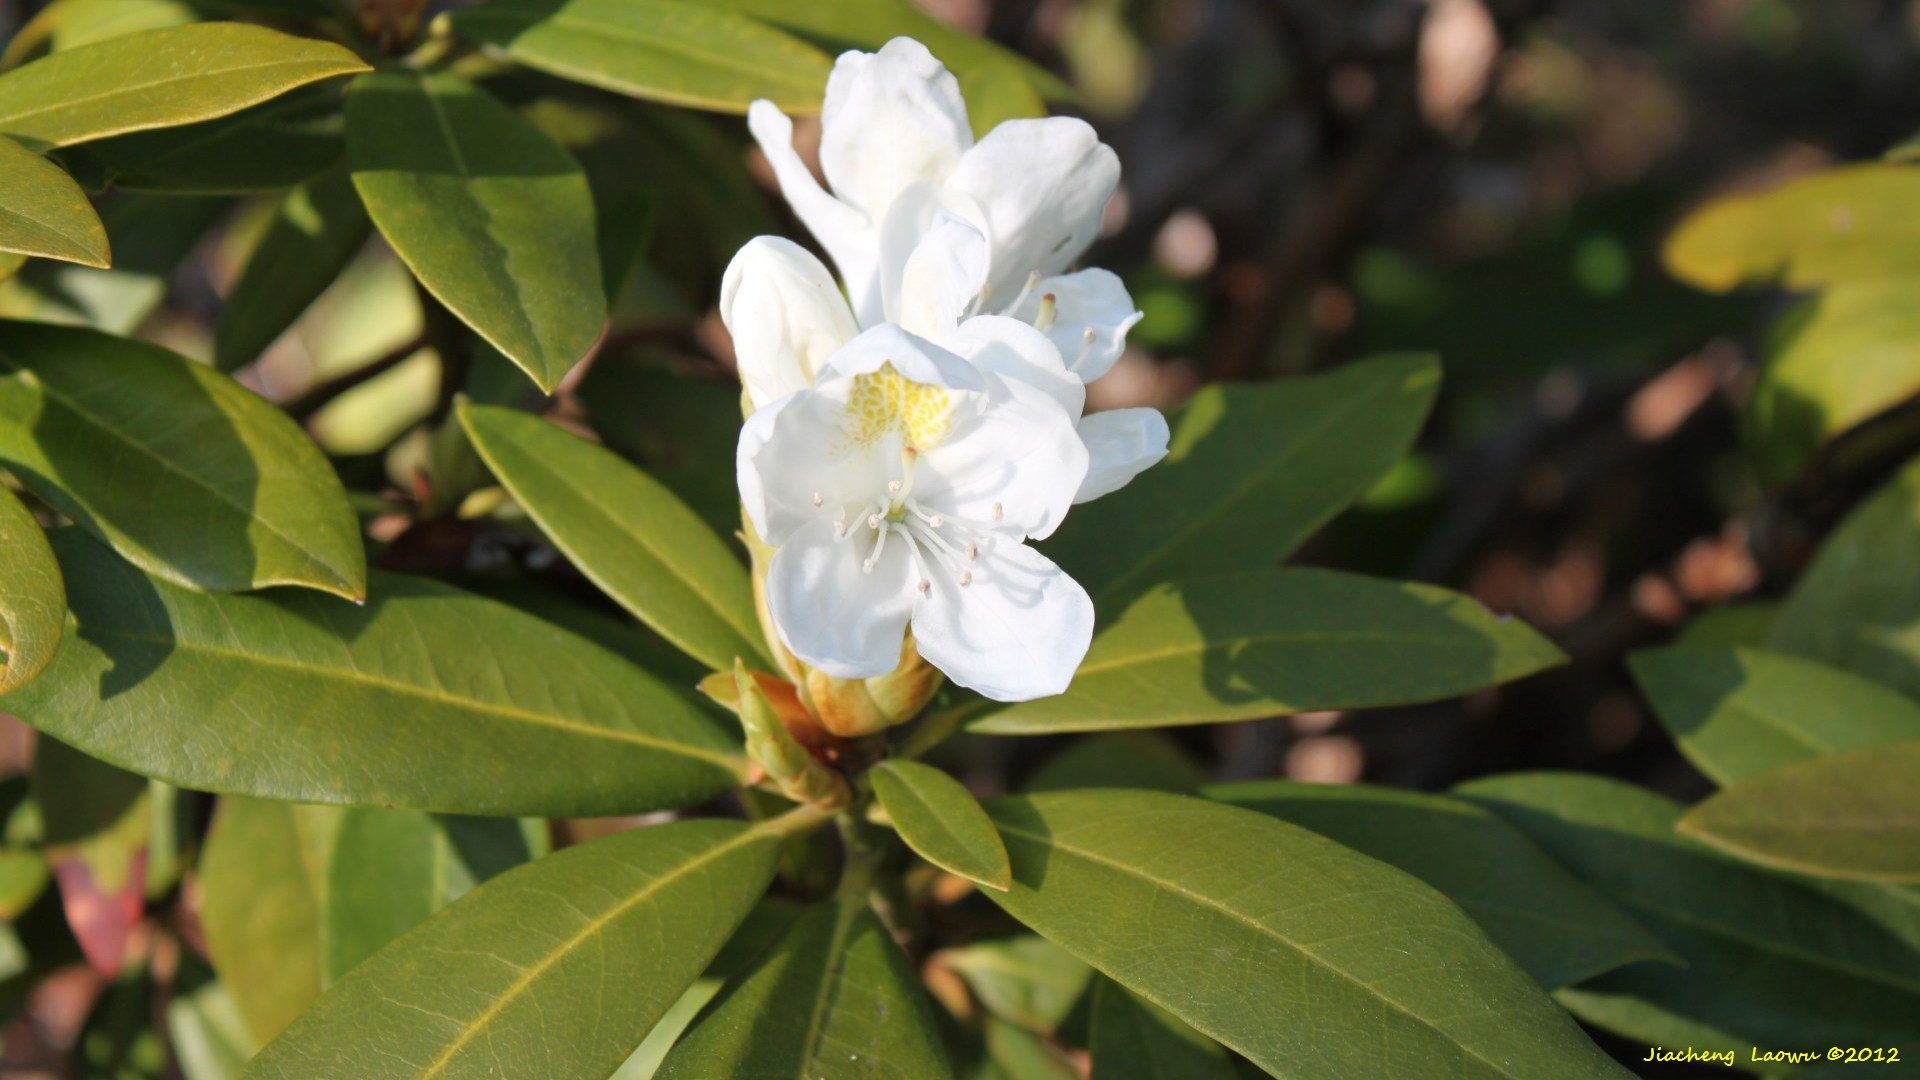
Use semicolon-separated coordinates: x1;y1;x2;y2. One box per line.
283;334;426;421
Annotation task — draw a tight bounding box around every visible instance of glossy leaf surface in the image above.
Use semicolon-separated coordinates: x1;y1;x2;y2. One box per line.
242;819;785;1080
0;23;366;151
2;533;746;817
459;403;765;670
0;320;365;597
0;484;62;694
0;134;107;266
971;569;1563;734
347;69;603;392
215;165;370;371
872;760;1010;892
983;789;1628;1079
1664;164;1920;290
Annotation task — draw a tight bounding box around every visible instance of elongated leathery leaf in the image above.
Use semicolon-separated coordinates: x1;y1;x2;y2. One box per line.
983;789;1629;1080
872;759;1010;891
657;891;951;1078
0;484;62;694
0;320;364;597
1678;739;1920;884
971;569;1563;734
1043;354;1439;605
0;23;367;151
0;135;106;267
453;0;831;113
242;818;787;1080
347;69;603;392
1203;780;1674;990
459;403;766;670
1;532;746;817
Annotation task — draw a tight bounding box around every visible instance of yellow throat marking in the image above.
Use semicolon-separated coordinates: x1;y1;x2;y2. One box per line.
843;363;951;450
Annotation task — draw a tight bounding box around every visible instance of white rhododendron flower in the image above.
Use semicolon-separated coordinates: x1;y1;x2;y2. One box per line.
738;325;1094;702
722;211;1168;503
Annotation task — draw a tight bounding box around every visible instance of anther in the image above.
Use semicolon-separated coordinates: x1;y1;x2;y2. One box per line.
928;513;944;527
811;491;824;507
1033;293;1057;332
959;570;972;586
991;502;1003;521
863;558;877;573
917;578;932;597
834;519;848;538
966;542;978;559
867;513;882;529
887;479;902;496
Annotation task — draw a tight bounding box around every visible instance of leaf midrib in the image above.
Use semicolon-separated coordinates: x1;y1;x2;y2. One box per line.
87;623;745;773
0;57;353;147
417;824;772;1079
995;816;1529;1079
792;898;863;1078
0;360;357;591
880;767;998;883
473;425;762;667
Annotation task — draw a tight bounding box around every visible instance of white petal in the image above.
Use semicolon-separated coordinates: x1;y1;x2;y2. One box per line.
948;118;1119;304
1005;268;1143;384
819;39;972;235
747;100;880;320
737;389;887;544
910;540;1093;702
893;209;988;340
769;516;915;679
816;323;983;393
916;373;1087;541
948;314;1084;420
1074;407;1170;503
720;237;858;409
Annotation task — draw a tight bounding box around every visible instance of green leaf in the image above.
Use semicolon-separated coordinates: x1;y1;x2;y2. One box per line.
346;69;604;392
1746;280;1920;484
1043;354;1440;605
1664;164;1920;291
2;532;747;816
167;975;260;1080
1;0;197;70
1677;739;1920;884
1630;645;1920;785
1203;780;1674;990
983;789;1629;1080
323;811;542;980
0;23;368;151
453;0;831;113
1459;772;1920;1052
0;135;107;267
199;797;337;1044
241;818;788;1080
872;759;1010;892
199;796;543;1048
1769;457;1920;697
935;936;1090;1035
0;192;222;333
458;403;766;671
1672;601;1779;649
1089;977;1235;1080
974;1016;1078;1079
216;164;370;371
970;569;1563;734
0;320;365;597
657;890;952;1078
0;484;63;694
1023;732;1206;795
62;88;344;195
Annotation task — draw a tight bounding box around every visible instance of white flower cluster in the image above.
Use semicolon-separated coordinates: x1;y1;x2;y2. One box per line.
729;39;1168;703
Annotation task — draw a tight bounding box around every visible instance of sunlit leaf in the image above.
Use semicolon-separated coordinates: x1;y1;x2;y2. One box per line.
0;320;365;597
872;760;1010;892
970;569;1563;734
0;23;367;151
984;789;1629;1079
1665;164;1920;291
347;69;603;392
0;134;106;267
0;484;62;694
2;532;747;816
216;165;370;371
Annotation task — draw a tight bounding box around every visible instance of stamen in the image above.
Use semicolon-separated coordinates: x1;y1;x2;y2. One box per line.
959;569;973;586
928;513;944;527
1033;293;1057;333
887;480;902;496
867;513;883;529
833;519;848;538
1004;270;1042;316
917;578;932;597
811;491;824;507
1074;327;1097;369
991;502;1003;521
864;521;889;573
